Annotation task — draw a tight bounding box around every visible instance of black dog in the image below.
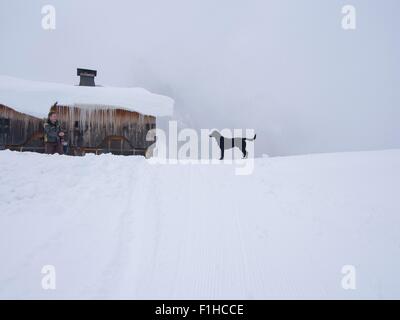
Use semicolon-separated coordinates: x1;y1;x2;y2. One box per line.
209;130;257;160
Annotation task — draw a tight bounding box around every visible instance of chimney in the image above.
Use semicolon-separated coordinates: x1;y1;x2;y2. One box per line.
77;68;97;87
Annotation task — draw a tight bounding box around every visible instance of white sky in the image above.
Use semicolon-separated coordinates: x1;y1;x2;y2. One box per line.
0;0;399;156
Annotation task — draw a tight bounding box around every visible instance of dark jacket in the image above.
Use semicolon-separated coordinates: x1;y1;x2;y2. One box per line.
44;120;62;143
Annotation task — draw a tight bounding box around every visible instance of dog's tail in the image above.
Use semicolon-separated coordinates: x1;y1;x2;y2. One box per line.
246;134;257;141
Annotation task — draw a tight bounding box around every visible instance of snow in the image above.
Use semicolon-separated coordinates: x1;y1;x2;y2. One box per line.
0;149;400;299
0;75;174;118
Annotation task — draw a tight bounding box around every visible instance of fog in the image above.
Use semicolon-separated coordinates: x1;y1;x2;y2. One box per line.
1;0;399;156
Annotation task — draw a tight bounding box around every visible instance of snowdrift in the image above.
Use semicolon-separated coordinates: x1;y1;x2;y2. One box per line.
0;149;399;299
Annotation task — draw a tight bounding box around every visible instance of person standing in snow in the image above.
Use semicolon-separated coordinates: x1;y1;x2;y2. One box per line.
44;110;64;155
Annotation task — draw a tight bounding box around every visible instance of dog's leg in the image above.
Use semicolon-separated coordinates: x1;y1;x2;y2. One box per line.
242;139;248;158
220;137;224;160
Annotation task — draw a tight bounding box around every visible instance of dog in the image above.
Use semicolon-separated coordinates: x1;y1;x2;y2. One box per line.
209;130;256;160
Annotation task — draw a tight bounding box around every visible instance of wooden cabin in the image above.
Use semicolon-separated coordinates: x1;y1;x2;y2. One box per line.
0;70;173;156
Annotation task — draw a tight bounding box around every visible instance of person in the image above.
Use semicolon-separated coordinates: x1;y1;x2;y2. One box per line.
44;111;64;155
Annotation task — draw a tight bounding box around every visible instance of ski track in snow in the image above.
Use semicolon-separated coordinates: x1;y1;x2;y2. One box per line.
0;150;400;299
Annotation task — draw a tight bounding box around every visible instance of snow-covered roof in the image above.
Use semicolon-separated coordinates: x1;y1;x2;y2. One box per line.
0;75;174;118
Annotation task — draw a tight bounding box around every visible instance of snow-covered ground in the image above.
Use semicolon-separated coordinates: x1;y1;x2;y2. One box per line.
0;149;399;299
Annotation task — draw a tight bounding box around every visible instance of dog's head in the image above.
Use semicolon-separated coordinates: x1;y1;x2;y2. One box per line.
209;130;221;139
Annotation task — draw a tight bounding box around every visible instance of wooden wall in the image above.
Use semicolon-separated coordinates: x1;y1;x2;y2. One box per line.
53;105;156;154
0;104;157;155
0;105;44;151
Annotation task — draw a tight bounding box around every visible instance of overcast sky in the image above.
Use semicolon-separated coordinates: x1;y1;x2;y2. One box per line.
0;0;399;156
